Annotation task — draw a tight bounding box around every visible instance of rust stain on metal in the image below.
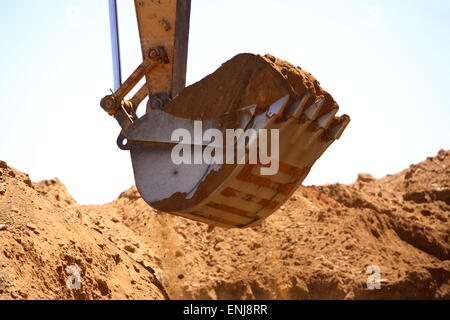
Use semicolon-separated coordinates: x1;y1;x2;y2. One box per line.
189;211;243;228
236;165;275;188
278;181;301;196
159;18;171;31
259;199;279;210
206;202;251;218
221;187;237;197
221;187;256;202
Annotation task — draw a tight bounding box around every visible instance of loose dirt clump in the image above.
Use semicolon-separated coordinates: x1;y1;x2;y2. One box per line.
0;150;449;299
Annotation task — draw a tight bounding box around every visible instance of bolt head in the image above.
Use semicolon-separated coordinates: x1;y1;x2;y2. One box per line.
151;98;162;109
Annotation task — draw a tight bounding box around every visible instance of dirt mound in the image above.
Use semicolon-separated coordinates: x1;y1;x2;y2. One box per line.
0;161;166;300
0;151;449;300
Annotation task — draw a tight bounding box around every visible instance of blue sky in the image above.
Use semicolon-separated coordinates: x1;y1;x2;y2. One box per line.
0;0;449;204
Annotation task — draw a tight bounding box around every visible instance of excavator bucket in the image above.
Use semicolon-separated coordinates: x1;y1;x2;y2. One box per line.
101;1;350;228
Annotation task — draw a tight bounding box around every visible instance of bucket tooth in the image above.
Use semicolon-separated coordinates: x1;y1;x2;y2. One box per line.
304;98;325;120
329;115;350;140
305;107;340;145
285;91;311;119
266;95;290;118
317;107;338;129
239;104;257;116
238;104;257;129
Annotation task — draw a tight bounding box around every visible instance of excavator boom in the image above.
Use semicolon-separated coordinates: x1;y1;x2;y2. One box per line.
134;0;191;103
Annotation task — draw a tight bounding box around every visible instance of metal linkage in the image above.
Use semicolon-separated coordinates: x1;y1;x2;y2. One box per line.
129;83;149;113
100;46;169;129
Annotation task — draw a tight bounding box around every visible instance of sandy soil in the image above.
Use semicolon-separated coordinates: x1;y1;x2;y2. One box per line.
0;150;449;300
